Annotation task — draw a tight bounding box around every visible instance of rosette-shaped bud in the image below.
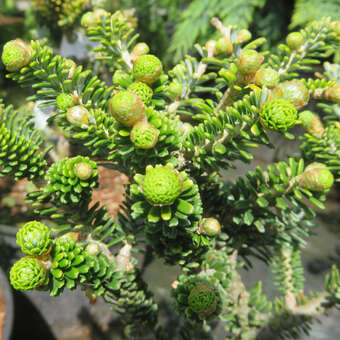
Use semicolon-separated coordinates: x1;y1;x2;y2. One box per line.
260;99;298;132
215;37;233;55
299;110;324;136
44;156;98;205
254;68;280;89
2;39;32;72
74;161;93;180
127;82;153;105
112;70;133;88
16;221;52;257
131;163;202;225
286;32;305;50
142;164;182;206
300;162;334;192
172;276;222;322
166;81;183;100
237;49;264;74
271;80;310;109
237;29;252;43
56;93;77;111
109;91;145;127
85;242;100;256
130;121;159;149
66;105;90;127
200;218;221;237
81;9;108;28
131;42;150;63
133;54;163;85
325;85;340;104
10;257;47;291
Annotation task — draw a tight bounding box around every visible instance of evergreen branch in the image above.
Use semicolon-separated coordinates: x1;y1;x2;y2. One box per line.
84;10;139;70
300;123;340;177
0;100;51;180
183;89;272;172
7;40;113;111
272;244;305;309
266;17;337;80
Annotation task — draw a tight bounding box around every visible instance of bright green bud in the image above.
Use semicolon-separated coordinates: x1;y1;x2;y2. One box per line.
200;218;221;237
188;283;217;318
109;91;145;126
299;110;324;136
66;105;90;127
237;49;264;74
81;9;108;28
300;162;334;192
325;85;340;104
10;257;47;291
237;29;252;43
271;80;310;109
215;37;233;55
260;99;298;132
74;161;93;180
130;121;159;149
132;42;150;56
16;221;52;256
286;32;305;50
2;39;32;72
331;21;340;36
167;81;183;99
112;70;133;87
133;54;163;85
131;42;150;63
142;165;182;206
127;81;153;105
56;93;76;111
254;68;280;89
85;243;100;256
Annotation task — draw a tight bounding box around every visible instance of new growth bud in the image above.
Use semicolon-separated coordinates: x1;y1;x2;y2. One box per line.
130;121;159;149
2;39;32;72
109;91;145;126
133;54;163;85
142;165;182;206
286;32;305;50
237;49;264;74
300;162;334;192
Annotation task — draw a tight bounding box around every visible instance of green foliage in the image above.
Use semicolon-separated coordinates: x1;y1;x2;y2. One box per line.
168;0;266;61
0;101;50;180
2;8;340;340
290;0;340;29
42;156;98;206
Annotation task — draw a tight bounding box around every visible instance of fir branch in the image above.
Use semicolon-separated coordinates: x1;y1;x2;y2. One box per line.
0;101;51;180
266;17;338;80
84;10;139;70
